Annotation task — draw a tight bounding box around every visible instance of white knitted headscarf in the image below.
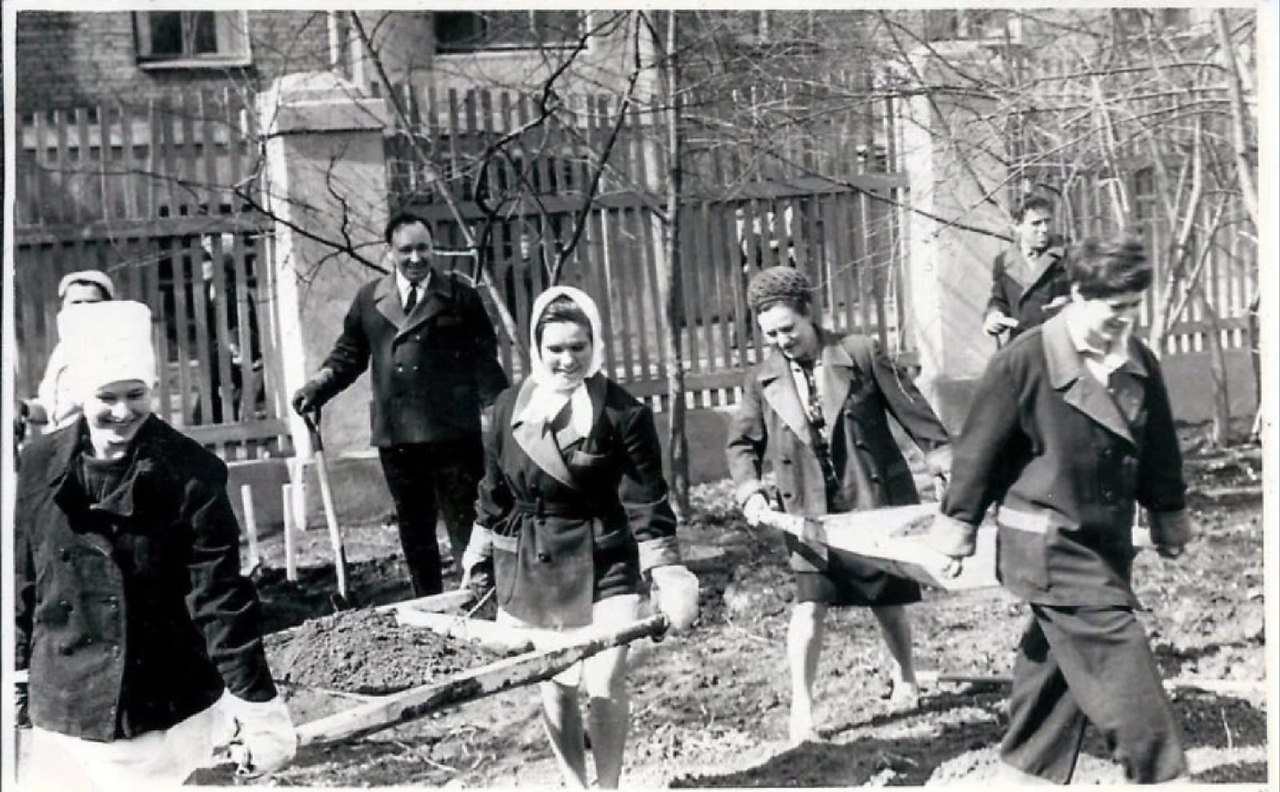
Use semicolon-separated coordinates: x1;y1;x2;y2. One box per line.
59;300;157;400
518;286;604;435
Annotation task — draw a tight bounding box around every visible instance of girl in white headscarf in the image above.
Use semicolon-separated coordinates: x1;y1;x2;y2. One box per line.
14;300;295;790
460;285;696;789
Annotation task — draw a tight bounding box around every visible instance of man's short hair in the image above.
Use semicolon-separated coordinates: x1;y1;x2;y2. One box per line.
1012;195;1055;223
1068;236;1153;298
384;212;432;245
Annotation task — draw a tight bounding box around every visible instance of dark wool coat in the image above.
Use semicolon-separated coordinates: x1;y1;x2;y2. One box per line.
314;270;508;446
987;241;1071;338
475;374;681;628
726;331;951;572
14;416;276;742
935;313;1190;607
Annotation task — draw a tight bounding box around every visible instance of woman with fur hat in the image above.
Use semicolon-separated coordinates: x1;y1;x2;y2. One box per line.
14;300;295;790
459;285;696;789
726;266;952;743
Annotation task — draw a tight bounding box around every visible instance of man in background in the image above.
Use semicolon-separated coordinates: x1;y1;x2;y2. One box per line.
984;195;1071;341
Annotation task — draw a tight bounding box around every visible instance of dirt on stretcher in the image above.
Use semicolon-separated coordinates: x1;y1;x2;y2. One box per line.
264;609;507;695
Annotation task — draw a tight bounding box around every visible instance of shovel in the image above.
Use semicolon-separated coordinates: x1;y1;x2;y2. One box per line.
302;409;351;610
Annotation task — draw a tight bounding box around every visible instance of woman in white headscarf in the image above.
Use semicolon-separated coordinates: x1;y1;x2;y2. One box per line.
460;285;695;789
14;300;295;790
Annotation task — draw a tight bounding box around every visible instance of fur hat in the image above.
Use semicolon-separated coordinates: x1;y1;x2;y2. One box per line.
60;301;157;397
746;266;813;313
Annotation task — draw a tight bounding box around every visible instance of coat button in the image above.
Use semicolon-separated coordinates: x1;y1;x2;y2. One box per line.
781;458;792;466
58;644;73;656
855;440;869;450
60;549;71;561
60;601;72;612
782;492;794;500
537;552;552;563
870;474;882;483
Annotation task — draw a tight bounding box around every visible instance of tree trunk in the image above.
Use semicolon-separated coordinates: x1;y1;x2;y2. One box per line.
661;11;691;518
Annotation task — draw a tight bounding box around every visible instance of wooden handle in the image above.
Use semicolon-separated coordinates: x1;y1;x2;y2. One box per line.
311;443;348;599
296;614;667;746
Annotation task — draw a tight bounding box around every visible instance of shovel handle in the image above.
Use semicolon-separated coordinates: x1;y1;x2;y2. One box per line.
301;409;323;452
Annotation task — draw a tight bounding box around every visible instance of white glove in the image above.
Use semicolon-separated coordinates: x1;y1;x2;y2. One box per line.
982;311;1019;336
650;565;699;632
459;524;493;591
742;492;771;527
220;693;297;776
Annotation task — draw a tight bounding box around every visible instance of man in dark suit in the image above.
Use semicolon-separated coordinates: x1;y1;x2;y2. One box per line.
984;195;1071;341
292;213;509;596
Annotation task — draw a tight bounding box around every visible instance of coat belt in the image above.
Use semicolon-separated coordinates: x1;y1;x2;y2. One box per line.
513;499;610;519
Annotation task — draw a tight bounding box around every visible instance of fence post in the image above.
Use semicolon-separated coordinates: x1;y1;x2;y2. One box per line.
257;72;392;461
895;42;1009;432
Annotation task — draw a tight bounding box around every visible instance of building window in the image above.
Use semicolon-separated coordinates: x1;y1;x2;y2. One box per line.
434;11;584;53
134;11;251;67
924;9;1014;42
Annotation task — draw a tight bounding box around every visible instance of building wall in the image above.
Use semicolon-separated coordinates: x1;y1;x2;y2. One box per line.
15;10;334;112
16;10;646;116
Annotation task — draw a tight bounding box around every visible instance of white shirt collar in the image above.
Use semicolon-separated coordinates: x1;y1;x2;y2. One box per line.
394;268;431;306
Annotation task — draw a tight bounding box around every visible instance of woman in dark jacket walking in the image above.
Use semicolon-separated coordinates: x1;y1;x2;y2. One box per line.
460;285;696;789
14;300;294;790
933;237;1190;783
726;267;952;743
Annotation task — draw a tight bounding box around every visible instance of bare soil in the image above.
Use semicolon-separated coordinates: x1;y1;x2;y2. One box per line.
264;609;506;696
196;430;1269;787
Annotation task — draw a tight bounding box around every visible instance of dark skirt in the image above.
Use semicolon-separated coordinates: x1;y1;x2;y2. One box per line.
796;547;922;606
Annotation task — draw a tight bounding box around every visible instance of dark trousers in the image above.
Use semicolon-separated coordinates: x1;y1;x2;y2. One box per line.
379;437;483;597
1001;604;1187;783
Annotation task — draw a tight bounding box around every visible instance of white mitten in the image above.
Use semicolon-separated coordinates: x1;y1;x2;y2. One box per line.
742;492;771;527
221;693;297;776
650;564;700;631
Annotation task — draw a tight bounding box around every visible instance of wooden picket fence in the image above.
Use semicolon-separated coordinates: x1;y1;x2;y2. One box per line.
13;91;292;459
386;83;910;410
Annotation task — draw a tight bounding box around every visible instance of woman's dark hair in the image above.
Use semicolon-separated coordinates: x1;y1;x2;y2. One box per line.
535;295;593;347
1068;236;1153;298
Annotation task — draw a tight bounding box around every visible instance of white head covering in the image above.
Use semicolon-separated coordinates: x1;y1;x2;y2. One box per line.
59;300;157;399
519;286;604;433
57;269;115;302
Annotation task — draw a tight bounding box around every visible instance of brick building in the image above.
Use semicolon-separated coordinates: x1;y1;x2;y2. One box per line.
14;10;642;114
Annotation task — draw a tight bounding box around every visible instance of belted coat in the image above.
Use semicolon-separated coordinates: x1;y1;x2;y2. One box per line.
474;374;681;628
726;331;951;572
314;270;509;446
934;313;1190;607
987;240;1071;338
14;416;276;742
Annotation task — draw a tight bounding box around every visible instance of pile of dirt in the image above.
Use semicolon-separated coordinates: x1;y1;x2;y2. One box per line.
265;609;504;695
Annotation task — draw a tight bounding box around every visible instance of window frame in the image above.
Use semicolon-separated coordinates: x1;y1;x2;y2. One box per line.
133;10;252;70
433;10;586;55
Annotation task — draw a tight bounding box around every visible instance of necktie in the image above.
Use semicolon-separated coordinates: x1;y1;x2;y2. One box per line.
404;284;418;314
